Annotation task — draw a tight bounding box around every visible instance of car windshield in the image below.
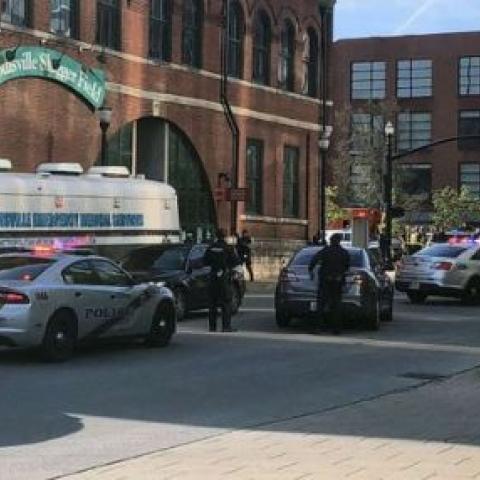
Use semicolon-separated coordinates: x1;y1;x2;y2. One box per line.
123;247;188;272
416;245;468;258
0;256;54;281
291;248;365;268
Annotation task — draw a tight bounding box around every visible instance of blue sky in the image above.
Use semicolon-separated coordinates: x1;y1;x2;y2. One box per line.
334;0;480;39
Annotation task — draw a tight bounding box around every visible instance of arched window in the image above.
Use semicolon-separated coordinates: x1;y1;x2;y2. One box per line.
307;28;319;97
182;0;203;68
252;10;271;85
149;0;172;61
279;19;295;91
227;0;244;78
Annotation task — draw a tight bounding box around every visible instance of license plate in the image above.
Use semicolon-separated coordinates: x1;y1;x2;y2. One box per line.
310;301;317;312
409;282;420;290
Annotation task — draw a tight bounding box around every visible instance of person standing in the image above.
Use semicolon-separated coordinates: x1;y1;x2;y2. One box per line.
237;229;254;282
205;229;240;332
308;233;350;334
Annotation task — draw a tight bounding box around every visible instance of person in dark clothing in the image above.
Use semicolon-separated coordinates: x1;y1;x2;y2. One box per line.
308;233;350;334
237;230;254;281
205;229;240;332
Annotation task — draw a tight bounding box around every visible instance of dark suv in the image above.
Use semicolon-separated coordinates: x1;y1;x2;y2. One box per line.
121;244;246;321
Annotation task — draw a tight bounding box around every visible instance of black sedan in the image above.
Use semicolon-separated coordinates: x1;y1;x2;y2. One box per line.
275;246;394;330
121;244;246;321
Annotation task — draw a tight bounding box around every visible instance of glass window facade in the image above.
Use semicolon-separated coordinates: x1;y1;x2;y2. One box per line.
460;164;480;198
1;0;28;27
149;0;172;61
227;0;244;78
279;20;295;92
182;0;202;68
246;139;263;215
252;10;271;85
351;113;384;151
96;0;120;50
351;62;386;100
458;110;480;149
397;59;432;98
283;146;300;218
459;57;480;96
397;112;432;152
50;0;77;37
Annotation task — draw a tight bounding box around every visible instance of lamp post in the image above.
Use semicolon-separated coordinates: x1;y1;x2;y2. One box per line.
318;0;335;244
384;120;395;264
97;106;112;166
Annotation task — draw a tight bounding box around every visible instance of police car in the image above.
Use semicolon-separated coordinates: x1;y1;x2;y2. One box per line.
0;250;176;361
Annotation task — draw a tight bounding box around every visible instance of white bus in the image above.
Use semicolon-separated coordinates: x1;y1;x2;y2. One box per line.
0;161;180;258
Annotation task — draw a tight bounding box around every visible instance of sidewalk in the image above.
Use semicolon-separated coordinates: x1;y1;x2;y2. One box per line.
245;281;276;295
64;369;480;480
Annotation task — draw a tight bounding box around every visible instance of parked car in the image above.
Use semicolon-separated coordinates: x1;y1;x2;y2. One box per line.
395;242;480;304
0;251;176;361
275;246;394;330
121;244;246;321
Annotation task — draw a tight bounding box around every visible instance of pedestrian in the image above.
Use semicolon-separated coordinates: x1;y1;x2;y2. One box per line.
308;233;350;334
205;229;240;332
237;229;254;282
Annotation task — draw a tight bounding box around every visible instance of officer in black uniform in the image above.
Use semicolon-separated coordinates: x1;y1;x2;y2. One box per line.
308;233;350;334
205;229;240;332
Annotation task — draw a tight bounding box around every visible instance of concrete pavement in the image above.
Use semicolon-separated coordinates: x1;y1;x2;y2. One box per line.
64;368;480;480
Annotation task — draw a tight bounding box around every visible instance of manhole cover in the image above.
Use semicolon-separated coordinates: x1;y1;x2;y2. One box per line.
399;372;447;381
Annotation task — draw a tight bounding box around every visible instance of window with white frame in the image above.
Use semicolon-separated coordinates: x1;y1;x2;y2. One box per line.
50;0;78;37
1;0;29;27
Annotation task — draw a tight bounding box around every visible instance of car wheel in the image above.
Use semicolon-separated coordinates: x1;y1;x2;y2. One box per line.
174;289;187;322
230;284;241;315
146;302;175;347
380;296;394;322
365;296;380;331
275;306;291;328
41;311;77;362
462;277;480;305
407;291;427;304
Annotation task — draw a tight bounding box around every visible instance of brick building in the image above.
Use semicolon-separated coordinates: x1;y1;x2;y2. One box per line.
332;31;480;224
0;0;334;243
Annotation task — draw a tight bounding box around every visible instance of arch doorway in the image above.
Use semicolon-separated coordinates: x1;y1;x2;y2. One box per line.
104;118;217;242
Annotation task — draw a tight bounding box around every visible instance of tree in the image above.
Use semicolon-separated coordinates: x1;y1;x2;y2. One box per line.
432;186;480;232
326;186;347;226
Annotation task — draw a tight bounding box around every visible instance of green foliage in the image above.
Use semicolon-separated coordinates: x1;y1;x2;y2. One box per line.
432;186;480;231
326;186;347;224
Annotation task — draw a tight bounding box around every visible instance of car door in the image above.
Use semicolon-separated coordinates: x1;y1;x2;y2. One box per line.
62;260;113;340
186;245;210;309
90;259;148;337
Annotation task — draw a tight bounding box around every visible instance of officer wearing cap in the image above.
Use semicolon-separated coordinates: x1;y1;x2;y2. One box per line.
308;233;350;334
205;229;240;332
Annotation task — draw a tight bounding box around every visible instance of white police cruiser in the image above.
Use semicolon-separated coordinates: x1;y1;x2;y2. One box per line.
0;250;176;361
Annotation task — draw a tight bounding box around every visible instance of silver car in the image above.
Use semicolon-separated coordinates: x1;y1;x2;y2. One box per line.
0;252;176;361
275;246;394;331
395;243;480;304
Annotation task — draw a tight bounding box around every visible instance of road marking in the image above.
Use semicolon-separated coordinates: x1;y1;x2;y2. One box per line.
245;294;274;299
239;308;275;313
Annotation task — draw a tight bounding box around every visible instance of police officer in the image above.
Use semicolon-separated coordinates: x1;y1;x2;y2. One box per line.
308;233;350;334
205;229;240;332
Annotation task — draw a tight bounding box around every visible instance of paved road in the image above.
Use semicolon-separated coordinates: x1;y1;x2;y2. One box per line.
1;290;480;480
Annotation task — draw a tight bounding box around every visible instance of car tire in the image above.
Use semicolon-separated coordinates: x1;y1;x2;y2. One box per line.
173;289;187;322
365;296;380;331
380;296;394;322
462;277;480;305
407;291;427;304
230;284;241;316
146;302;175;347
275;307;291;328
41;311;77;362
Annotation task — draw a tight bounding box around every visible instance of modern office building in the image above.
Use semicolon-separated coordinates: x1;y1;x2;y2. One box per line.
332;31;480;224
0;0;335;242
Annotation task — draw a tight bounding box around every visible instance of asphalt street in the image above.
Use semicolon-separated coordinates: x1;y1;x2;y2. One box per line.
1;289;480;480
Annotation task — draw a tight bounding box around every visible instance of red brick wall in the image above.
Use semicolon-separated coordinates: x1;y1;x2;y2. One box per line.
0;0;333;241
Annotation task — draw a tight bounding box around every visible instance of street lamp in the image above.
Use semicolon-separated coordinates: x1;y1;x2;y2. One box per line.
318;0;335;244
97;106;112;166
384;120;395;265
